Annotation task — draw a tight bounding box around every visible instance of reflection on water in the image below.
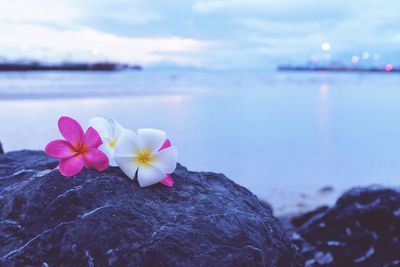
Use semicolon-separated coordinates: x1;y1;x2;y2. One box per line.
317;84;330;159
0;70;399;214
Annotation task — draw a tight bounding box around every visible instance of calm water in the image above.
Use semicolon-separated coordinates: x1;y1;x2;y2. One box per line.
0;70;399;214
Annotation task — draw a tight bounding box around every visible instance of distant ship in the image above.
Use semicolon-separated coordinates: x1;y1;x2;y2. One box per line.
277;64;398;73
0;62;142;72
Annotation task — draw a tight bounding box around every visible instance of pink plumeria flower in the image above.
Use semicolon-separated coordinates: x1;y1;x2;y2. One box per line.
45;116;109;177
114;129;177;187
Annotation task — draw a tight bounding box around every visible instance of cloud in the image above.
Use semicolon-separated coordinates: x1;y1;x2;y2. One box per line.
235;18;322;36
0;0;211;66
193;0;319;14
0;0;82;23
76;0;162;26
193;0;275;13
0;23;212;66
99;11;161;25
226;1;400;65
0;0;163;26
0;0;399;68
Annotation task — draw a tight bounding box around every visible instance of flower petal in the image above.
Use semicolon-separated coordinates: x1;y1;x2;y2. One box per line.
59;155;84;177
115;129;141;157
159;139;171;151
152;146;178;174
137;165;166;187
88;117;112;138
137;128;167;153
160;175;174;187
83;127;103;149
45;140;76;159
83;149;109;171
99;143;118;167
114;155;139;180
110;117;125;138
58;116;84;148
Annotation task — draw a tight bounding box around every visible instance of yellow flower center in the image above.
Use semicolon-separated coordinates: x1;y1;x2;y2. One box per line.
135;148;154;167
108;138;118;148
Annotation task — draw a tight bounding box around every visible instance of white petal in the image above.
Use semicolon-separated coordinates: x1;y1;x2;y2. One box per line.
137;165;166;187
114;155;139;180
110;117;125;139
137;128;167;153
88;117;112;138
99;143;118;167
115;129;141;157
152;146;178;174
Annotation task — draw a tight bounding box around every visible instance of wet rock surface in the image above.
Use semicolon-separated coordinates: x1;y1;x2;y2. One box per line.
287;186;400;267
0;150;302;267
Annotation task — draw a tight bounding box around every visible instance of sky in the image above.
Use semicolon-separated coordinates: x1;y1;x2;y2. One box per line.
0;0;399;69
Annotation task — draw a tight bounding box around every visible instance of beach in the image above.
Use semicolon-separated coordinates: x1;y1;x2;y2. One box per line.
1;69;399;215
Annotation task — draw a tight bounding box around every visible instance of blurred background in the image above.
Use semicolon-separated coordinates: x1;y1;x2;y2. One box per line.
0;0;399;215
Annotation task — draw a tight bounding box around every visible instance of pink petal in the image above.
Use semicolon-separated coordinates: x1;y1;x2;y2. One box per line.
159;139;171;151
160;175;174;187
83;127;103;149
58;116;84;149
45;140;76;159
59;155;84;177
159;140;175;187
83;149;109;172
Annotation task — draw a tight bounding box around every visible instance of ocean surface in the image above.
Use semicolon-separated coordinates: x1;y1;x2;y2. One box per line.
1;69;399;214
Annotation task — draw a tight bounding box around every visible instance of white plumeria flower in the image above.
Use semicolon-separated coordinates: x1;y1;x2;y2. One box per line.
114;128;178;187
88;117;125;167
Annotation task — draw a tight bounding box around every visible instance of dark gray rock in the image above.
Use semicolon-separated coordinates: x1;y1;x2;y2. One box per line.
0;150;302;267
318;186;334;194
289;186;400;267
0;142;3;154
291;206;329;229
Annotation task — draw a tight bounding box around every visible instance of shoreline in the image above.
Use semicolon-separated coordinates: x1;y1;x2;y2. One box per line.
0;62;142;72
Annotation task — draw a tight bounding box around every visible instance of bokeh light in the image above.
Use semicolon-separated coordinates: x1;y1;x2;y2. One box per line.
362;52;370;60
321;42;331;52
351;55;359;63
385;64;393;72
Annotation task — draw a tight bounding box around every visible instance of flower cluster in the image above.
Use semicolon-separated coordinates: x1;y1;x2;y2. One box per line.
45;116;177;187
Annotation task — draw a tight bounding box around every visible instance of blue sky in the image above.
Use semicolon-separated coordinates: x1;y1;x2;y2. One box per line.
0;0;399;69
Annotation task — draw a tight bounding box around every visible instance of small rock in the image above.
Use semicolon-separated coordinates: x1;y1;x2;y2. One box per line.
318;186;334;194
291;186;400;266
0;142;3;154
290;206;329;228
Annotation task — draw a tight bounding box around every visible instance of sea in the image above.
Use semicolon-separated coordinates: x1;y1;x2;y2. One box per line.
1;69;399;215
